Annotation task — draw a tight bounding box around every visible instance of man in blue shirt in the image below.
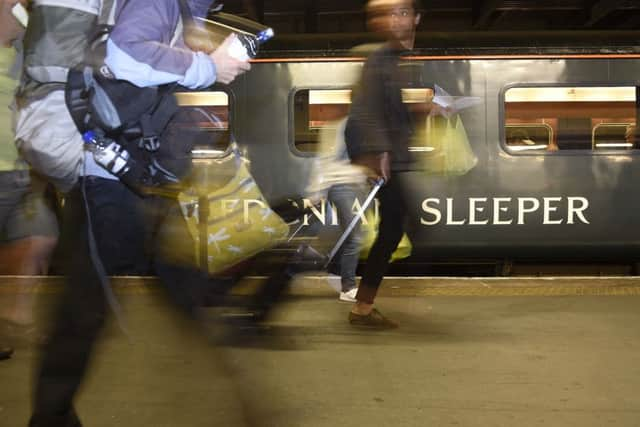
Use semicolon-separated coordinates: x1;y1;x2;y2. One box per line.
29;2;250;425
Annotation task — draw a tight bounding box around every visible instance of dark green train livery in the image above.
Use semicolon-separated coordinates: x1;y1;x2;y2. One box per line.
176;48;640;265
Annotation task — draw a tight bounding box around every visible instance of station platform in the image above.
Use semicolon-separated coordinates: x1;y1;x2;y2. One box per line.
2;275;640;426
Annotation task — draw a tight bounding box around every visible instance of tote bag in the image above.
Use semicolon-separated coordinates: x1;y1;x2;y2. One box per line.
178;153;289;274
419;114;478;176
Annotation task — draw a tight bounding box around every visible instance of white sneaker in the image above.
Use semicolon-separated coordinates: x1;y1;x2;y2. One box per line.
339;287;358;303
325;274;342;293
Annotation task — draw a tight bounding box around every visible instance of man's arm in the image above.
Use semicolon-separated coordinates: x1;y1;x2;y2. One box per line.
355;55;394;154
105;0;249;89
347;53;394;180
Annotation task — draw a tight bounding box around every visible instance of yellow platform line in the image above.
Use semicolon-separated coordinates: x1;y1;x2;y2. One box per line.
3;276;640;297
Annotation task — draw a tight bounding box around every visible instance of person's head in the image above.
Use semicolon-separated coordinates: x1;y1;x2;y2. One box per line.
0;0;28;47
366;0;421;49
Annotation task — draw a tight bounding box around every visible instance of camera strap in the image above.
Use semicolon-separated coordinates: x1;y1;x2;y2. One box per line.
177;0;195;28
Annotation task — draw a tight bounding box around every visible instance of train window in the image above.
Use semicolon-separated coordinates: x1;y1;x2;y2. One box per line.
174;91;230;157
293;89;352;153
592;123;634;150
504;86;638;153
293;88;434;154
505;124;553;152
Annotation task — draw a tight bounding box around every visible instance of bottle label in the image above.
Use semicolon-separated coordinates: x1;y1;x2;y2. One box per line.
94;142;129;175
228;35;250;61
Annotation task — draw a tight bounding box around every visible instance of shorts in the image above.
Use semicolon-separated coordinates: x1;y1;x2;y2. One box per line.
0;170;59;242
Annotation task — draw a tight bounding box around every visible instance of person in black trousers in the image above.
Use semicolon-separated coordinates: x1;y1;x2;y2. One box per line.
345;0;443;329
28;1;250;425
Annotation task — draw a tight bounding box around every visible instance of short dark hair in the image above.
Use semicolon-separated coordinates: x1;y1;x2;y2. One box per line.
367;0;422;15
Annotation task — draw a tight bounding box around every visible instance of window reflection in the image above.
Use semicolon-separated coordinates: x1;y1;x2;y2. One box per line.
175;91;230;157
293;88;434;154
504;86;637;153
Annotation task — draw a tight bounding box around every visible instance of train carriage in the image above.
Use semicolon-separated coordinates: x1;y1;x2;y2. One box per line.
176;46;640;268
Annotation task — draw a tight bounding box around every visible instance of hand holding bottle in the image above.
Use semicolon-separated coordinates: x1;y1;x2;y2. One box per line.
210;34;252;84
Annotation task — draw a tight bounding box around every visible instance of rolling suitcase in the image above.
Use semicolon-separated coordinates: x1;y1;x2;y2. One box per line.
237;177;385;321
287;177;385;269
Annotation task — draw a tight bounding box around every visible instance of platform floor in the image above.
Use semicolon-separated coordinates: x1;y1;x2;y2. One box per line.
2;276;640;427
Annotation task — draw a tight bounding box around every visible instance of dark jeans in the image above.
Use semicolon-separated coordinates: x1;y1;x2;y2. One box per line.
75;177;151;275
29;177;209;426
356;176;409;304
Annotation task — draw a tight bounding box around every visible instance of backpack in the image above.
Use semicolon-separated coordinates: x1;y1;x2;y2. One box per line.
14;0;117;192
14;0;191;193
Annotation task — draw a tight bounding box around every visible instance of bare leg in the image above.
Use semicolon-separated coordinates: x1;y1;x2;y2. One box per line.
0;236;57;325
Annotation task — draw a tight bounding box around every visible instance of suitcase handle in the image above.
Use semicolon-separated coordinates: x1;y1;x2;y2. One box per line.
323;178;385;268
369;177;386;187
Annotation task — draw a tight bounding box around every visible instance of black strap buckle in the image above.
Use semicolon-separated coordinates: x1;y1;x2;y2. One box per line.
139;135;160;152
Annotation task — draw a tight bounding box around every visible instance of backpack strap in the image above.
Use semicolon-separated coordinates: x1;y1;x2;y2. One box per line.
135;87;179;152
67;0;190;166
138;0;193;147
100;0;118;24
90;0;120;51
171;0;195;47
177;0;195;27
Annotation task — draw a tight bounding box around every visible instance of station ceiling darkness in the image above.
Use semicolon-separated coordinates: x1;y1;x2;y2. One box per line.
222;0;640;33
216;1;640;53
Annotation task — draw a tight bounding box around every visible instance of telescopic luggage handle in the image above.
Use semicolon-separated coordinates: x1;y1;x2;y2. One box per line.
287;177;385;243
322;177;385;268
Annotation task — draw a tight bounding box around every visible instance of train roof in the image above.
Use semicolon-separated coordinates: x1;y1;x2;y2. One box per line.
258;30;640;58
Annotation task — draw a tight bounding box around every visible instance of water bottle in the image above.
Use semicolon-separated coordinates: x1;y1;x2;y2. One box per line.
83;130;133;177
227;27;275;61
256;28;274;44
209;12;274;59
227;34;251;61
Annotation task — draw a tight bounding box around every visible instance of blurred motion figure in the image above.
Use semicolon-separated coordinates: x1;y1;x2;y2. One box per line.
0;0;58;355
345;0;432;328
312;116;366;302
28;1;250;425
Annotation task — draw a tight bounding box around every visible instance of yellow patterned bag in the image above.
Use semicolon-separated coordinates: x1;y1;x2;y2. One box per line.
178;157;289;274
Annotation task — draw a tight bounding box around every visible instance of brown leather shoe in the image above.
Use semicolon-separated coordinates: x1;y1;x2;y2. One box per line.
348;308;398;329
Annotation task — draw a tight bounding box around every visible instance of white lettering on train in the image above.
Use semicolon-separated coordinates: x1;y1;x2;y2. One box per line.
494;198;512;225
568;197;590;225
543;197;563;225
421;197;590;226
469;198;488;225
301;198;378;226
214;196;590;227
517;198;539;225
